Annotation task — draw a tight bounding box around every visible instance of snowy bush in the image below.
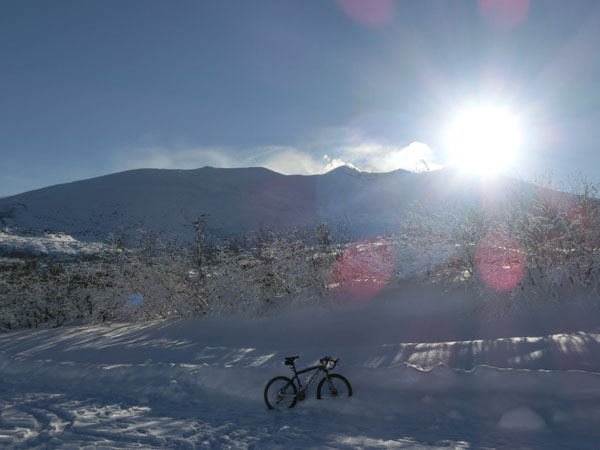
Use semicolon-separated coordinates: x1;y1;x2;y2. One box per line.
0;257;123;329
404;175;600;307
0;223;349;329
206;225;345;315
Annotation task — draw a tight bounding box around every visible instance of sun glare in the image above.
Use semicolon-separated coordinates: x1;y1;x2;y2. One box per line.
446;106;521;174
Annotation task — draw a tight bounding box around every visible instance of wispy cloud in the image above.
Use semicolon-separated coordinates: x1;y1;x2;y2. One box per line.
338;141;441;173
115;146;236;171
245;147;353;175
114;138;441;176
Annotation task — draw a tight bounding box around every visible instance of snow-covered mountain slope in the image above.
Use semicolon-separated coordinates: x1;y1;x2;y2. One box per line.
0;166;532;243
0;228;107;257
1;282;600;448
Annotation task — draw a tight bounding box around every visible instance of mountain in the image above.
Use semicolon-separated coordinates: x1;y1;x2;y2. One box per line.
0;166;532;243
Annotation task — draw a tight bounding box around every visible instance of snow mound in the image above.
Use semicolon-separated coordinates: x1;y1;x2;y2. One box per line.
498;406;547;431
0;228;106;258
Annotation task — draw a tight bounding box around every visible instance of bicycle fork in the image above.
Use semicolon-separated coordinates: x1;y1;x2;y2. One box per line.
325;375;338;396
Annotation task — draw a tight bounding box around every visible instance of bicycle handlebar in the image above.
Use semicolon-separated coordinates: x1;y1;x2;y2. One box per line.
320;356;339;370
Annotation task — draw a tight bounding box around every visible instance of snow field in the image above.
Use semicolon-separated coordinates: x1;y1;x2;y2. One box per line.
2;289;600;449
2;359;600;449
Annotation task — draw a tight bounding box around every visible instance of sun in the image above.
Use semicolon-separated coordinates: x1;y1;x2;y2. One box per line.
445;105;522;174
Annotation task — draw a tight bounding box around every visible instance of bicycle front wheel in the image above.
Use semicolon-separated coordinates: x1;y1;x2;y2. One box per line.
317;374;352;400
264;376;297;410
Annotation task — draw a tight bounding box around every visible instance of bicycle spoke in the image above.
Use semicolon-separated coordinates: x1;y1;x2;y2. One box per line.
265;377;297;409
317;374;352;401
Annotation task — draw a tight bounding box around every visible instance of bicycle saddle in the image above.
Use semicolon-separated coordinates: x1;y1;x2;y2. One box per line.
284;356;299;365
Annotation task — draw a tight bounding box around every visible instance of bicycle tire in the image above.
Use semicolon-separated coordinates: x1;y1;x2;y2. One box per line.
317;373;352;400
264;376;297;410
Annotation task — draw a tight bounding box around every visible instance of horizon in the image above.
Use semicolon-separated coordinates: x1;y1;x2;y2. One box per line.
0;162;579;199
0;162;575;202
3;1;600;196
0;163;407;198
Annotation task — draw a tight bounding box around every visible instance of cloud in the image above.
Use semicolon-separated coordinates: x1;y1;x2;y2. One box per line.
332;141;441;173
323;155;357;172
249;147;354;175
115;144;356;175
115;146;235;171
114;139;440;176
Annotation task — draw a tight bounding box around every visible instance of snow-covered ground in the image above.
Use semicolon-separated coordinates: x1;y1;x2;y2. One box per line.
0;228;106;258
2;282;600;449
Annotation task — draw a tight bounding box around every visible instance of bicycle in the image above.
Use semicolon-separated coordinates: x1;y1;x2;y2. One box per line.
264;356;352;409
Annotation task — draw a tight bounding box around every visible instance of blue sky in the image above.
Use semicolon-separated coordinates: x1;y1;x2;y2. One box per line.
2;0;600;196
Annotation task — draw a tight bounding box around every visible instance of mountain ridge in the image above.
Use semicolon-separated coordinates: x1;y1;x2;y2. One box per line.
0;166;534;242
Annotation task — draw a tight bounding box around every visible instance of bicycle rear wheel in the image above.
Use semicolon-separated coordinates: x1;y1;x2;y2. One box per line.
264;376;297;409
317;374;352;400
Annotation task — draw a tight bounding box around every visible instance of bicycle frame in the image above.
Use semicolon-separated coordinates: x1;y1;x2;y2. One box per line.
290;364;325;395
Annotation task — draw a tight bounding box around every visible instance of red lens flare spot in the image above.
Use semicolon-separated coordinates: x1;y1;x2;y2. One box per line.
330;239;395;304
335;0;395;27
475;233;525;292
477;0;530;29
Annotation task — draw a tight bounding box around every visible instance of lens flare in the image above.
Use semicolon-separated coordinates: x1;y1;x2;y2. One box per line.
330;239;395;304
128;294;143;306
475;233;525;292
478;0;530;29
335;0;395;27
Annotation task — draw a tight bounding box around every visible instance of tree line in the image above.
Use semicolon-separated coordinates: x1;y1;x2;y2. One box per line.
2;175;600;329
